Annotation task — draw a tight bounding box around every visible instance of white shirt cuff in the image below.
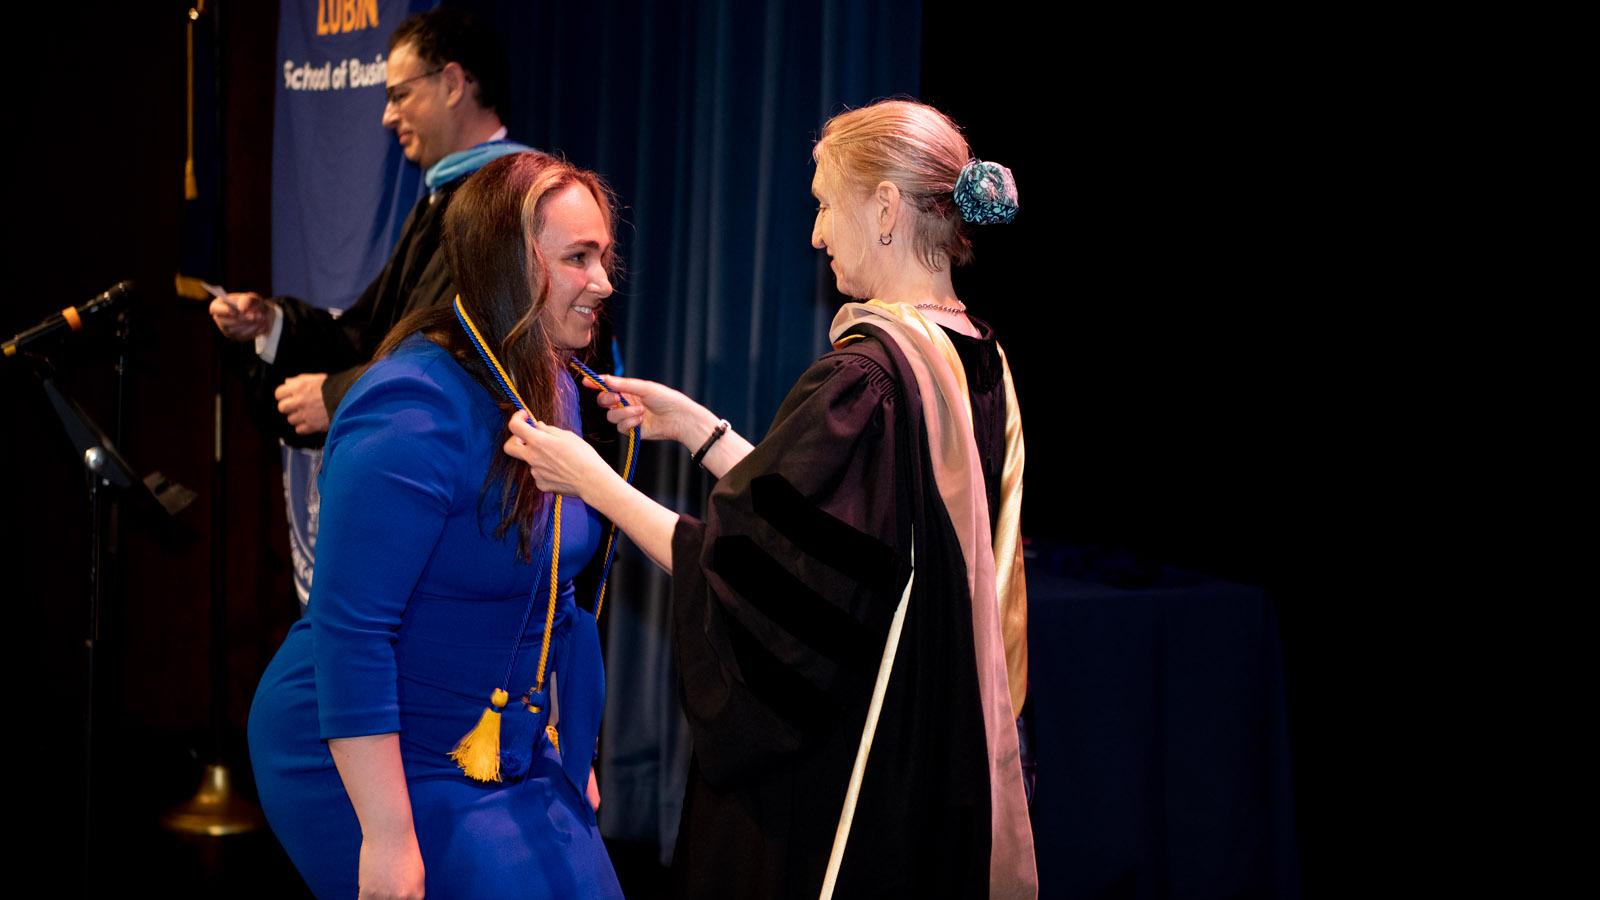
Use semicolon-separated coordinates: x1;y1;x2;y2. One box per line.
254;302;285;364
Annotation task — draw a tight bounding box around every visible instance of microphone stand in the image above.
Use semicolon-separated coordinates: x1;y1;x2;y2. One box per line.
25;332;200;868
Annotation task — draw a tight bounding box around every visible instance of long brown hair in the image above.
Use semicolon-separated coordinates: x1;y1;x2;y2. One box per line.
375;152;619;558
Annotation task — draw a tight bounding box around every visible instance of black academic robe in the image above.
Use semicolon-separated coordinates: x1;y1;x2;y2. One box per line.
248;180;461;446
670;322;1010;899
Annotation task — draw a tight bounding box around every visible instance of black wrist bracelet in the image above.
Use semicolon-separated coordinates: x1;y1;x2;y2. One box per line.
691;419;730;468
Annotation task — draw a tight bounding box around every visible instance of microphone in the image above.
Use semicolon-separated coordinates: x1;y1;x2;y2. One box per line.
3;281;134;358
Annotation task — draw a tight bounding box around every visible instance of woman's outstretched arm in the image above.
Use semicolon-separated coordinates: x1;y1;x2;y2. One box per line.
505;413;681;573
588;375;755;479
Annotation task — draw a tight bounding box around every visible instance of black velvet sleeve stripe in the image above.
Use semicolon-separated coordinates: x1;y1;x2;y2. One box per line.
748;471;910;600
670;346;918;786
673;514;805;785
708;532;880;697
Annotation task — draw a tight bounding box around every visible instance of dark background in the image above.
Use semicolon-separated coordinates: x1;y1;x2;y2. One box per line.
8;1;1336;894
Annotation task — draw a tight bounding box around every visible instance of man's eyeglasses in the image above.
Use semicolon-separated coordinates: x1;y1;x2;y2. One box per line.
385;68;443;106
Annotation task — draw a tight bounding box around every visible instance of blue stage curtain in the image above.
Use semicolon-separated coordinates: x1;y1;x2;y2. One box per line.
464;0;921;862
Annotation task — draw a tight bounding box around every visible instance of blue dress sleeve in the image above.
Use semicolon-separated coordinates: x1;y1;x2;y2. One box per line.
310;354;471;740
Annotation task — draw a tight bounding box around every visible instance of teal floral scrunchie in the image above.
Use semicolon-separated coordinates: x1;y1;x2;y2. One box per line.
953;160;1019;224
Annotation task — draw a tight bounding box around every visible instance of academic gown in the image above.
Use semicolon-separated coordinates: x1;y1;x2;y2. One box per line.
255;179;463;447
668;320;1020;899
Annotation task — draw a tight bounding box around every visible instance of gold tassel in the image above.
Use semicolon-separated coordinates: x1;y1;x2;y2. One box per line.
545;724;561;754
184;6;200;201
450;688;509;782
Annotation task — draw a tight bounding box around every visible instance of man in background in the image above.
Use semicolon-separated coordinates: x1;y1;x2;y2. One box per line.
211;8;529;605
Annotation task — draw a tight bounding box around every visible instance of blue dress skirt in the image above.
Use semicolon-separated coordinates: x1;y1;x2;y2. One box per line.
248;336;622;899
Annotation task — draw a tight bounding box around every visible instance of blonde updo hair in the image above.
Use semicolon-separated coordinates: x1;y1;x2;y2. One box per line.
813;99;973;272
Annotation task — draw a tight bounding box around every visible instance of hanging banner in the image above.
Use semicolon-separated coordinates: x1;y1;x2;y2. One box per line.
272;0;432;312
270;0;434;607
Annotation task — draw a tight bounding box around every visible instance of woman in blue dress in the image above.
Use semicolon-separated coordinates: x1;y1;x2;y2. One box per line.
248;152;625;899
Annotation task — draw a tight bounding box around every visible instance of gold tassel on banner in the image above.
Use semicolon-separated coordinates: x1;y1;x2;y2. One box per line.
450;688;510;782
184;3;206;200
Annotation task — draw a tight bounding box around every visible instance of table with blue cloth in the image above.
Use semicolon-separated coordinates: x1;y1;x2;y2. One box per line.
1026;548;1300;898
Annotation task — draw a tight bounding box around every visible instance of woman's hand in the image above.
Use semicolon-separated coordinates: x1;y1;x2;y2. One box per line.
504;414;616;501
357;832;426;899
505;411;681;573
589;375;753;476
587;375;707;446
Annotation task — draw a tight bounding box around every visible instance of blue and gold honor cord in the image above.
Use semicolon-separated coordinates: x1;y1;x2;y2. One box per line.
448;295;639;781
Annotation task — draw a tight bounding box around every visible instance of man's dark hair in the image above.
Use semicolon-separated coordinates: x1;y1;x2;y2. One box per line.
388;7;509;118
